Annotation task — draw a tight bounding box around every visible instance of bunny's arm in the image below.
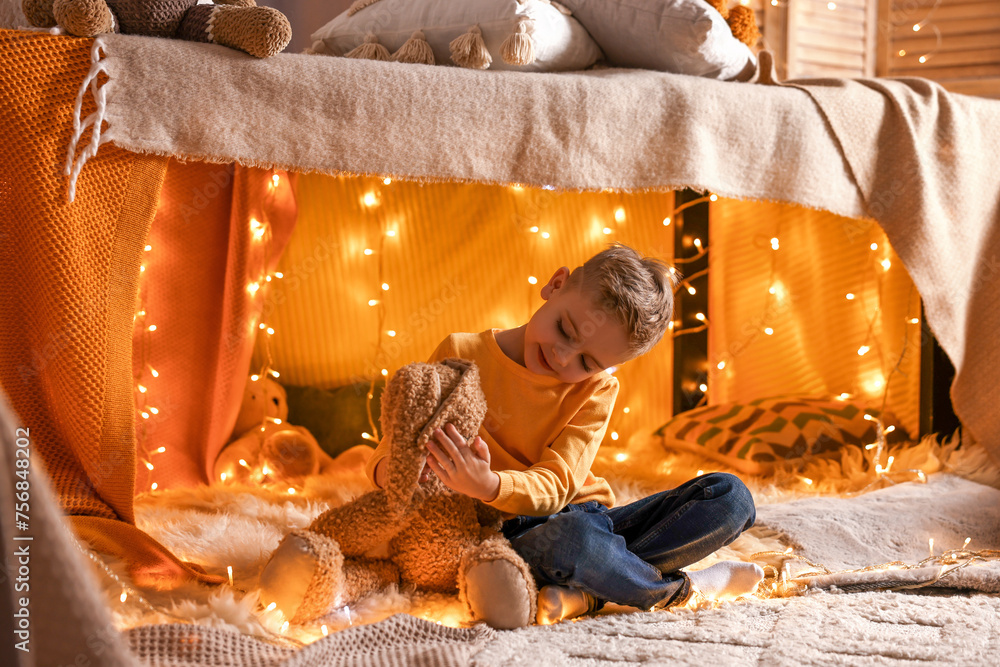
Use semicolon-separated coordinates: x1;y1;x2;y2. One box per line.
309;489;410;557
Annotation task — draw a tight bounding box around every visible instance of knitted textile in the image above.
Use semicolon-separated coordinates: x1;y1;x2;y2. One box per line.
0;31;295;590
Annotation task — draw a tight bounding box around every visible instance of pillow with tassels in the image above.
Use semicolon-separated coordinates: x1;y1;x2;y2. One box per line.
307;0;603;72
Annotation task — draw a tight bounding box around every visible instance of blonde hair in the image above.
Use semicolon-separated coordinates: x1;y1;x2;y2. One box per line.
567;243;677;358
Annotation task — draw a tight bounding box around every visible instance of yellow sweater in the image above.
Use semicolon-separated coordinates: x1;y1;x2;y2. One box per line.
365;329;619;516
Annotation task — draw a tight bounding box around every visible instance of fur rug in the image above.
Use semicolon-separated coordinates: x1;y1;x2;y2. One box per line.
82;429;1000;661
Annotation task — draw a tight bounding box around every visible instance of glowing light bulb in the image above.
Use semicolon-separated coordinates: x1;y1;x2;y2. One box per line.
603;227;612;235
528;276;538;284
381;368;388;376
770;0;777;5
695;312;706;322
364;248;373;255
870;242;879;250
137;384;147;393
846;293;855;300
144;461;153;471
266;602;277;611
858;345;870;355
885;425;896;434
120;592;128;603
322;625;329;636
363;192;377;207
510;183;523;191
362;432;371;440
269;369;280;378
615;452;628;462
913;24;920;32
239;459;248;467
288;487;296;494
693;238;703;249
687;286;696;295
140;265;145;272
768;286;776;295
247;282;260;295
709;194;718;201
381;282;389;291
529;226;539;233
368;299;379;306
909;317;920;324
699;383;708;392
149;407;158;415
770;237;780;250
801;477;813;485
144;244;152;252
275;272;283;279
148;324;156;332
717;361;726;370
662;217;671;226
262;465;270;476
918;55;927;63
387;330;396;337
839;392;852;400
863;414;874;421
228;565;234;585
623;407;630;413
266;327;274;335
881;259;892;270
764;327;774;335
251;374;259;381
610;432;619;441
383;177;392;185
156;447;166;453
259;323;266;330
898;50;905;57
141;411;149;419
220;472;227;482
386;230;396;237
614;207;626;222
541;231;550;239
151;482;157;490
150;367;159;377
828;2;836;9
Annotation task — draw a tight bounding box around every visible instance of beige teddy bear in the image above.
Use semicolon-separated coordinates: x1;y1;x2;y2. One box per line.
214;375;347;484
22;0;291;58
258;358;539;629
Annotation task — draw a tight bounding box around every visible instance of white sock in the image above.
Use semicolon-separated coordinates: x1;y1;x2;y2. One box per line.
536;585;596;625
686;561;764;601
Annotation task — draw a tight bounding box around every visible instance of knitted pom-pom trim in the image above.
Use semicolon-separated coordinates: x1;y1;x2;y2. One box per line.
391;30;435;65
345;33;390;61
347;0;384;17
449;24;492;69
501;18;535;66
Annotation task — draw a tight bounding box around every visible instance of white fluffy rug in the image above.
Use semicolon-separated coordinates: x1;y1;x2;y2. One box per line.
82;432;1000;664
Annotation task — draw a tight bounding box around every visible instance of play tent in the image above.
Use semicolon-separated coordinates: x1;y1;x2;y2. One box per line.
2;26;1000;665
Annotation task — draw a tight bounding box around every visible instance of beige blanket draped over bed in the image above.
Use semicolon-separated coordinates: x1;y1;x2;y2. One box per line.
90;34;1000;463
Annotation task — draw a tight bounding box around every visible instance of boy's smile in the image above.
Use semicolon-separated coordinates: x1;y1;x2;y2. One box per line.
498;266;632;383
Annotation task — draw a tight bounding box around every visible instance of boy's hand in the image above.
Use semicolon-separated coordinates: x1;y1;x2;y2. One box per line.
425;424;500;502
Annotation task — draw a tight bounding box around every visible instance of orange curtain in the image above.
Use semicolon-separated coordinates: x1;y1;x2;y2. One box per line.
133;161;297;491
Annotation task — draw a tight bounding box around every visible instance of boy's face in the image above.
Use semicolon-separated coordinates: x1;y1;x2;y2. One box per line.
524;267;632;383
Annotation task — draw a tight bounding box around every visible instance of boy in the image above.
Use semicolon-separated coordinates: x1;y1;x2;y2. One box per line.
366;243;761;623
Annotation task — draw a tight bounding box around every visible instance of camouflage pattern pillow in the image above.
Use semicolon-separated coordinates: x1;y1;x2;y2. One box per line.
654;396;907;474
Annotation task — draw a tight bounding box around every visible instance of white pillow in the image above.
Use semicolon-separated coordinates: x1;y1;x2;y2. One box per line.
309;0;603;72
556;0;756;80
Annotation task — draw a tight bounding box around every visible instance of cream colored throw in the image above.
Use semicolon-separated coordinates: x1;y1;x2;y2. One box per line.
79;35;1000;464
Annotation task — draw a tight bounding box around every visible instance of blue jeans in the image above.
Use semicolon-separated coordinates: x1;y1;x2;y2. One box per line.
501;473;756;610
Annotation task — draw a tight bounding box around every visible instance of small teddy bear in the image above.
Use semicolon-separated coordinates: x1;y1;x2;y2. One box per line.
706;0;761;47
258;358;539;629
22;0;291;58
214;375;341;484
